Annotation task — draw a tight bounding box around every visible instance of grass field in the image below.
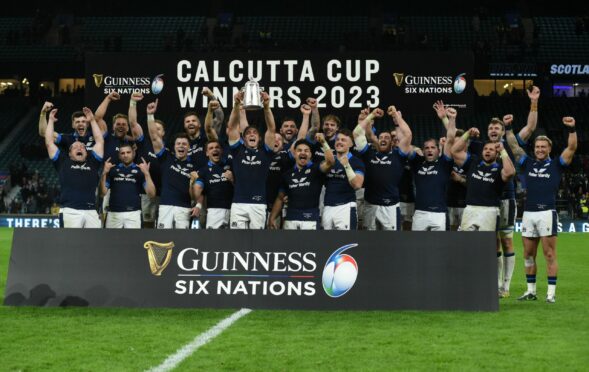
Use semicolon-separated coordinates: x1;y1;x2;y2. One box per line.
1;227;588;371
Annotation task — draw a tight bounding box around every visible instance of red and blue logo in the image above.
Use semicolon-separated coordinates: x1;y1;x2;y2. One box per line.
322;243;358;298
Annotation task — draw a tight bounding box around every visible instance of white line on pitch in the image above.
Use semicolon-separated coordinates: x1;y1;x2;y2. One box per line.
146;308;252;372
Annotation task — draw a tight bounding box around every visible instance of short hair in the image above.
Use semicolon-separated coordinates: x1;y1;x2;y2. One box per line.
71;111;85;122
281;117;297;126
154;119;166;130
118;143;134;152
68;140;85;151
173;132;190;144
323;114;341;128
243;126;260;136
112;113;129;125
183;111;199;121
534;135;553;147
483;140;498;148
294;139;313;151
205;139;221;149
488;117;505;130
337;128;353;140
423;138;438;147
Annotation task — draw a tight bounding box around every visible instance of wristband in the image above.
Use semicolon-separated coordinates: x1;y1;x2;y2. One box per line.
530;102;538;112
147;114;155;122
366;113;375;122
130;101;137;107
442;117;449;126
504;124;513;131
568;126;576;133
195;203;202;209
321;141;331;152
461;132;470;142
343;163;356;181
500;149;508;158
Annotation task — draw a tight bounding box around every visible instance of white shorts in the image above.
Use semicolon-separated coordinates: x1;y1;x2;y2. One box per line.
141;194;159;222
412;210;447;231
230;203;266;229
448;207;464;227
206;208;230;229
400;202;415;222
284;220;318;230
460;205;499;232
157;205;191;229
363;202;400;231
322;202;358;230
106;210;142;229
498;198;517;238
522;210;558;238
61;208;101;228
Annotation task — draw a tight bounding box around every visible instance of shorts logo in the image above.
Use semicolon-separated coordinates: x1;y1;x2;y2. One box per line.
322;243;359;298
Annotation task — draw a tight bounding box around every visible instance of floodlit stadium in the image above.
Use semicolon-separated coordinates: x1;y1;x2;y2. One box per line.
1;1;588;370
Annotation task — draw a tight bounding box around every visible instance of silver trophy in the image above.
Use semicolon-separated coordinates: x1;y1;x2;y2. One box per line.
241;77;264;110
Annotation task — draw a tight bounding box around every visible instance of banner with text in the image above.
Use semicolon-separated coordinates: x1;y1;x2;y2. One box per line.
5;229;496;311
85;52;473;126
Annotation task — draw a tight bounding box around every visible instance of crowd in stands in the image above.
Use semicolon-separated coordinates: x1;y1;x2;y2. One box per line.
0;162;58;215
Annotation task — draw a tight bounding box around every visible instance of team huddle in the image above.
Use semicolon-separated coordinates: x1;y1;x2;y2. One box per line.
40;86;577;303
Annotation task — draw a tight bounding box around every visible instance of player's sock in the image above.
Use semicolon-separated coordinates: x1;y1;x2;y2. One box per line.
547;276;557;298
497;252;503;289
503;252;515;292
526;274;536;294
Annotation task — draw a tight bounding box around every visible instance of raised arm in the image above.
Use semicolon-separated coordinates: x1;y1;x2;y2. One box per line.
307;97;320;139
433;100;450;130
358;108;379;145
518;86;540;142
451;127;480;167
238;106;249;134
202;87;224;136
317;133;335;173
45;108;59;159
38;101;57;140
444;107;458;158
204;100;221;141
146;99;164;154
84;107;104;158
227;91;243;145
138;157;156;198
388;105;412;154
497;142;515;182
561;117;578;165
288;104;312;154
503;114;526;164
128;92;144;140
262;92;276;149
337;153;363;190
99;160;114;197
95;92;120;134
353;108;383;151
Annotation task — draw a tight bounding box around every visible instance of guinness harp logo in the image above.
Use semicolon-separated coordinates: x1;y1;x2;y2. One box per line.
92;74;104;88
144;241;175;276
393;73;404;87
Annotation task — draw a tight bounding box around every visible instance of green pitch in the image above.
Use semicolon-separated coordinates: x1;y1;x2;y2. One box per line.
1;228;588;371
